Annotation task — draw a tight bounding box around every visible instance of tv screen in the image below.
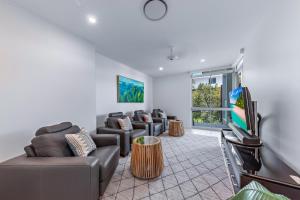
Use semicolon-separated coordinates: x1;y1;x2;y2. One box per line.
229;87;254;134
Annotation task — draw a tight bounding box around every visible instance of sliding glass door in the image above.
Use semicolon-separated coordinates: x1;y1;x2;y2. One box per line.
191;71;232;129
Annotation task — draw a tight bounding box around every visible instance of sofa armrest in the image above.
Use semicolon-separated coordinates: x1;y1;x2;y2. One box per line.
132;122;148;130
0;155;99;200
91;133;120;147
97;127;130;157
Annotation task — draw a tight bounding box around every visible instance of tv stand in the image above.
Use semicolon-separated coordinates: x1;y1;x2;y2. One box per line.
221;129;300;199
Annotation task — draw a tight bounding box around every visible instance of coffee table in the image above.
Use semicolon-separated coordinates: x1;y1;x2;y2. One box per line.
131;136;164;179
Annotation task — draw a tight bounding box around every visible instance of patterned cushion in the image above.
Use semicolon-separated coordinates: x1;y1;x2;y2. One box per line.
159;112;167;119
117;116;133;131
65;129;96;157
143;113;153;123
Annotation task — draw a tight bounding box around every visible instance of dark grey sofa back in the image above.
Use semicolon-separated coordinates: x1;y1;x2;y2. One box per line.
35;122;72;136
25;123;81;157
108;112;123;118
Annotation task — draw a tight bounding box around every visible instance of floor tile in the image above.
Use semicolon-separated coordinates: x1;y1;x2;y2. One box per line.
165;186;184;200
102;130;233;200
179;180;198;198
133;184;150;200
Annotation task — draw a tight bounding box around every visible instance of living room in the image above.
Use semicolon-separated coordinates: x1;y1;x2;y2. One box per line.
1;0;300;200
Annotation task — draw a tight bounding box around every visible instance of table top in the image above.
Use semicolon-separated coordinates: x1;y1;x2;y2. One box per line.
133;136;160;145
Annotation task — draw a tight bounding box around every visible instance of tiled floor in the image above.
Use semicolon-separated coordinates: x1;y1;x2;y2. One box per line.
101;129;234;200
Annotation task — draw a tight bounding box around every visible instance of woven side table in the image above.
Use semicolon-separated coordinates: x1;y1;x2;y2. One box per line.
169;120;184;137
131;136;164;179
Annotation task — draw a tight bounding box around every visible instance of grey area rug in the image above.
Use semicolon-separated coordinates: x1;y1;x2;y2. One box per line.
100;129;233;200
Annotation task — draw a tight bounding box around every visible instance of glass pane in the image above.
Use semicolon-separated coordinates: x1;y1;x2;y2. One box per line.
192;75;223;108
192;110;229;128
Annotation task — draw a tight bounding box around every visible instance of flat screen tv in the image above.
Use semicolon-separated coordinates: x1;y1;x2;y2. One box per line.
229;86;255;135
117;75;144;103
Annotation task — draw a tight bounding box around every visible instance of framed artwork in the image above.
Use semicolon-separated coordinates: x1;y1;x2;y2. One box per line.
117;75;144;103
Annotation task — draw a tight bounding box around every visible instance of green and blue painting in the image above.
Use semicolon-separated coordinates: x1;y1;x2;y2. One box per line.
117;75;144;103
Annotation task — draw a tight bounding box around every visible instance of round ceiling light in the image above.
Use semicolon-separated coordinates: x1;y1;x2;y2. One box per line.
143;0;168;21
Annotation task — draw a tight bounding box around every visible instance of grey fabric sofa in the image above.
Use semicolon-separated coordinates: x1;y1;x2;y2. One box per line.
134;110;164;135
0;122;120;200
97;112;148;157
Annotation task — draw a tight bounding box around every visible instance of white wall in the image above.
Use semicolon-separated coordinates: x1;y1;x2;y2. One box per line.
0;2;96;161
153;74;192;128
243;1;300;173
96;53;153;126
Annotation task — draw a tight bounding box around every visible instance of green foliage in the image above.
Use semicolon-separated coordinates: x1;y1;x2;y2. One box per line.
136;136;144;144
231;181;289;200
192;83;222;124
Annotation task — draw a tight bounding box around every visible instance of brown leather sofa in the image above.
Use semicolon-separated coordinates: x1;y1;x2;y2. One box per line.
97;112;148;157
0;122;120;200
152;109;177;131
134;110;164;135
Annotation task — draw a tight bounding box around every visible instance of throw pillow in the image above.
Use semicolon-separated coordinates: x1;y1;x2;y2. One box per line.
143;113;153;123
117;116;133;131
65;130;96;157
159;112;167;119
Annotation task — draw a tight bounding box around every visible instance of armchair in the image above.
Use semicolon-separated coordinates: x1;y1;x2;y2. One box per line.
133;110;164;136
0;123;120;200
97;112;148;156
152;109;177;131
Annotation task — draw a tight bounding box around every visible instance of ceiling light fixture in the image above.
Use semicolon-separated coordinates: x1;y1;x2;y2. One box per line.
87;15;97;24
201;59;206;63
167;46;179;61
143;0;168;21
159;67;164;71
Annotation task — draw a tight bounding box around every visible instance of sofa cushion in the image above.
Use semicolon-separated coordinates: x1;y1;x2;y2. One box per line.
159;112;167;119
89;146;120;182
65;131;96;157
107;118;121;129
143;113;153;123
31;133;74;157
35;122;72;136
117;117;133;131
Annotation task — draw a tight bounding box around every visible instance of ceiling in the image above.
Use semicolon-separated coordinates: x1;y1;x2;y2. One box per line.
10;0;272;77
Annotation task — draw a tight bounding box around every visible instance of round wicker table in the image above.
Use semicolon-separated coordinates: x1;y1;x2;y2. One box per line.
169;120;184;137
131;136;164;179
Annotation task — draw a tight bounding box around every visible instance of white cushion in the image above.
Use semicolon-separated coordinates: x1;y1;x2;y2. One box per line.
159;112;167;119
143;113;153;123
65;129;96;157
118;116;133;131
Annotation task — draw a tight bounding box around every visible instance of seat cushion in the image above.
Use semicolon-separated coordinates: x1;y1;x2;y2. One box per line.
89;146;120;182
130;129;147;141
107;118;121;129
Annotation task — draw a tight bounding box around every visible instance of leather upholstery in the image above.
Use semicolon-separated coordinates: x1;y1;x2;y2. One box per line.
35;122;73;136
0;155;100;200
31;133;74;157
133;110;163;136
24;144;36;157
0;133;120;199
89;146;119;183
98;112;148;156
152;109;177;131
108;112;123;118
